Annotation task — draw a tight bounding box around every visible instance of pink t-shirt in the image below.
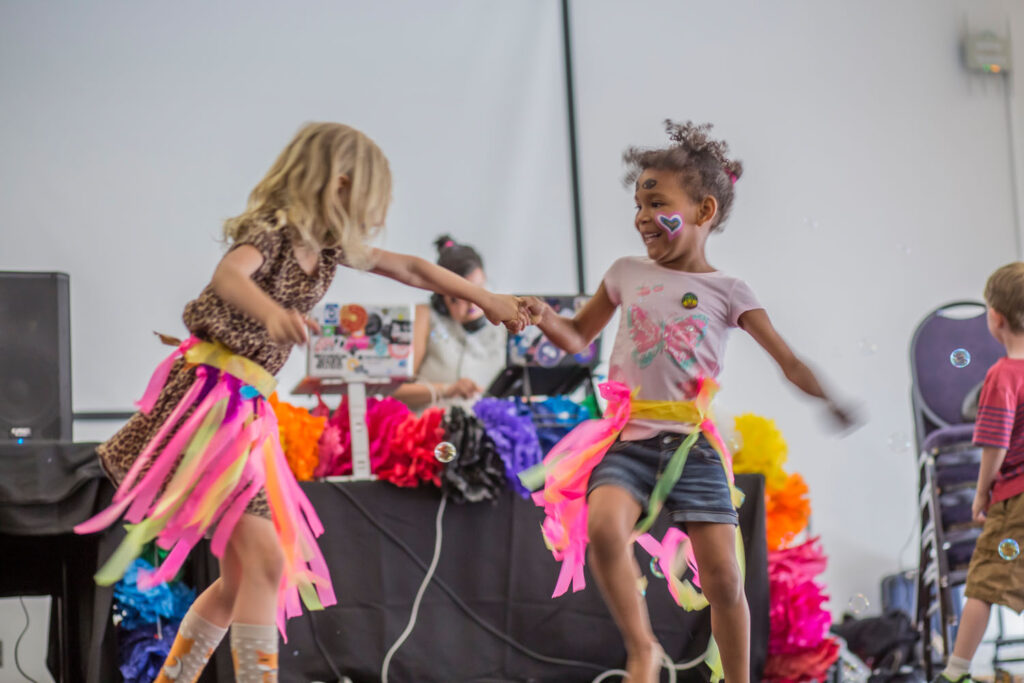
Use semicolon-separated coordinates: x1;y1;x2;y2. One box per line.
603;256;763;440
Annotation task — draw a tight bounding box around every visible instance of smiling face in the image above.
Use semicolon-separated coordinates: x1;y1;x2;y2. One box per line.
633;168;716;267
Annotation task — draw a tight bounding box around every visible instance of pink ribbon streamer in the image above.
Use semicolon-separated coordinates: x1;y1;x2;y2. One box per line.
526;379;737;608
135;336;199;413
77;336;336;638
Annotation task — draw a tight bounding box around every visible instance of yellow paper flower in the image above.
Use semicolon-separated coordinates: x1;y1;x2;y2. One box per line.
732;413;789;490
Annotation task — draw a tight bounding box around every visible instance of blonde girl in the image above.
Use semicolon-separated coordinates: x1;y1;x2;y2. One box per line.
76;122;527;683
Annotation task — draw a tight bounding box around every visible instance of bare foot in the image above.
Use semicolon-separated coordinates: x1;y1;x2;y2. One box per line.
626;641;663;683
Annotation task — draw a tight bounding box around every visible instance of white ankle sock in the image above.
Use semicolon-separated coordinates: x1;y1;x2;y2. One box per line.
154;610;227;683
943;654;971;679
230;623;279;683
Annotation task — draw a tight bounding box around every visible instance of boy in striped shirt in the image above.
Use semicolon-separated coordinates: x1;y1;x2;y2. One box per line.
938;262;1024;683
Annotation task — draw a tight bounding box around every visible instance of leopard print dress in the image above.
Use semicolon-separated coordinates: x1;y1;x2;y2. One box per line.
97;220;341;519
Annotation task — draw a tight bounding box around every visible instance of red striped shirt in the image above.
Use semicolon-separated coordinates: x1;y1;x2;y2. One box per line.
974;357;1024;503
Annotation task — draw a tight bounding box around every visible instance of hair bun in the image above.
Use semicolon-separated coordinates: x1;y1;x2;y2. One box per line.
433;234;458;255
724;160;744;183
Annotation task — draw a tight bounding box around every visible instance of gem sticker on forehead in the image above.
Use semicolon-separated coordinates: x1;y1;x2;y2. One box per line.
656;213;685;239
642;178;657;190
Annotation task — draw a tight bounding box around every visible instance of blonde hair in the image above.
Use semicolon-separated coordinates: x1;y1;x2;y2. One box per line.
224;122;392;269
985;262;1024;332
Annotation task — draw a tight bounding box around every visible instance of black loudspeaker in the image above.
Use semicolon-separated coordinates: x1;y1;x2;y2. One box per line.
0;272;72;441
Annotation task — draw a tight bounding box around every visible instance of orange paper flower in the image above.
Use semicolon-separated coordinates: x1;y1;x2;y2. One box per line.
269;393;326;481
766;472;811;551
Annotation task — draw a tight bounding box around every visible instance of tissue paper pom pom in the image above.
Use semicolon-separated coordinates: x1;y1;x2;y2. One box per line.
763;637;839;683
439;406;507;504
269;393;326;481
531;397;591;454
473;398;544;497
766;472;811;550
118;620;181;683
314;396;413;478
113;558;196;629
732;413;788;489
379;407;445;488
767;539;831;655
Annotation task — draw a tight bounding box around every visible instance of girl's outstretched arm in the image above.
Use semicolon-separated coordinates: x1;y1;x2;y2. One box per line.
524;284;617;355
739;308;860;430
368;249;526;328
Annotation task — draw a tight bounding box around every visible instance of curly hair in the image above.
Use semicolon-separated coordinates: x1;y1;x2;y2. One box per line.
623;120;743;232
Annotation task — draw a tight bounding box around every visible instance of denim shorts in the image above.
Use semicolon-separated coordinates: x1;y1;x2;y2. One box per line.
587;432;739;528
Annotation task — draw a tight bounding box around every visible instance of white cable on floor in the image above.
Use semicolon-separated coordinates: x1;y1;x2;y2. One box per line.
591;649;697;683
380;492;448;683
588;644;716;683
377;488;707;683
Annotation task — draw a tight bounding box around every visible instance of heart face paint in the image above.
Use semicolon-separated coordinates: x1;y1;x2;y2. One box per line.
656;213;685;239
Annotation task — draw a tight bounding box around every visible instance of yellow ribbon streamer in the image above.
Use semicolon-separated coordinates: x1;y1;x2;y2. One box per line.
185;341;278;398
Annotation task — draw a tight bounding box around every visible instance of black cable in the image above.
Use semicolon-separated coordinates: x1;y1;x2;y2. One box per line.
327;483;607;673
15;596;39;683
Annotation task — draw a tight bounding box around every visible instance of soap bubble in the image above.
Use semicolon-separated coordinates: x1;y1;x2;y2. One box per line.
848;593;870;615
887;433;912;454
950;348;971;369
649;558;665;579
858;338;879;356
434;441;457;463
999;538;1020;561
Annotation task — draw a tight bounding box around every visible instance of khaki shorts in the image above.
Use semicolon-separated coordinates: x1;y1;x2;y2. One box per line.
965;491;1024;613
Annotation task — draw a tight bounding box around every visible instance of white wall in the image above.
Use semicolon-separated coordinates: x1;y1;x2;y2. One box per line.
0;0;574;433
571;0;1024;620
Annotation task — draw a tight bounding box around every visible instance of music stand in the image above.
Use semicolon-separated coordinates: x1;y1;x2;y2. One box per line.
293;304;415;481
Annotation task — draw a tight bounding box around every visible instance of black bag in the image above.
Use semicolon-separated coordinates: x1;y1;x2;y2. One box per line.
832;610;920;679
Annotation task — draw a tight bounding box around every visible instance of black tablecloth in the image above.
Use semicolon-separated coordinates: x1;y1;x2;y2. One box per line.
0;442;122;683
264;476;768;683
0;445;768;683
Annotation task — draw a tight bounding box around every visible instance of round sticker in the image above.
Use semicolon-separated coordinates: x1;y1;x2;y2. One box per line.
340;304;368;334
681;293;699;309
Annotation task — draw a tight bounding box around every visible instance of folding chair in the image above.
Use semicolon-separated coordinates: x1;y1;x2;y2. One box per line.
910;301;1010;674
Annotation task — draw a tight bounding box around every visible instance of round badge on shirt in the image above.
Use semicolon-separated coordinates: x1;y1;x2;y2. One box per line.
681;292;699;309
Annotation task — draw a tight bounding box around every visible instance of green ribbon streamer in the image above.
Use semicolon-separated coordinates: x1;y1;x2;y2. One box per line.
94;398;228;585
635;430;701;533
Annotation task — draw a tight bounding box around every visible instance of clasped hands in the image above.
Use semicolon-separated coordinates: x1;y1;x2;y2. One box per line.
485;294;546;335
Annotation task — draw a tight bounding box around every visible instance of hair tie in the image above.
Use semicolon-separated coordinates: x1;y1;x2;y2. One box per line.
444;240;455;248
728;171;738;185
